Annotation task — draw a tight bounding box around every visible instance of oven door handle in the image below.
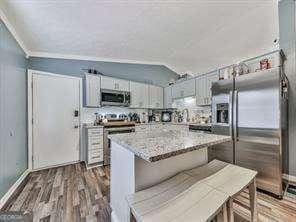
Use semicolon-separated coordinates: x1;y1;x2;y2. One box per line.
105;127;135;132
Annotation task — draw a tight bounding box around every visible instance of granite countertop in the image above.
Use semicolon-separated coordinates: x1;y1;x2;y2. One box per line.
136;122;211;126
108;130;231;162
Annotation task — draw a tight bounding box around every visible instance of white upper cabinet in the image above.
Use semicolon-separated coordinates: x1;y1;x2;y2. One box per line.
195;72;218;106
130;81;149;108
172;79;195;99
85;74;101;107
163;86;173;108
206;73;218;102
149;85;163;109
196;76;207;105
101;76;130;91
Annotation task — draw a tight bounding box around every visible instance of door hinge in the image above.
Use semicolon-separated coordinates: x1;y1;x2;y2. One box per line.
32;118;34;124
31;81;33;89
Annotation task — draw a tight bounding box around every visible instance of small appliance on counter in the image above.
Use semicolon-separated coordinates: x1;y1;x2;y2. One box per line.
189;124;212;132
161;111;172;122
128;112;140;123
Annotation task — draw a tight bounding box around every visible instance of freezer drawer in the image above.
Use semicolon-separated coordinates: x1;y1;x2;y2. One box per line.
236;140;282;196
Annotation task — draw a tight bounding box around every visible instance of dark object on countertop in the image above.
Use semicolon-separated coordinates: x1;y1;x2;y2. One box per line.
82;68;103;75
129;112;140;123
189;124;212;132
161;111;172;122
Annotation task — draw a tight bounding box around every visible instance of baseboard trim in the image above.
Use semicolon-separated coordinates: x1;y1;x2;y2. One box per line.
0;169;30;210
283;174;296;185
31;160;81;172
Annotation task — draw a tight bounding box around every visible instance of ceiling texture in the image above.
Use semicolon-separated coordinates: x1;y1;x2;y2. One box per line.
1;0;279;75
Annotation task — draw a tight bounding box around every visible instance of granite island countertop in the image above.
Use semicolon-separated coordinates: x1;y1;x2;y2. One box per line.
108;130;231;162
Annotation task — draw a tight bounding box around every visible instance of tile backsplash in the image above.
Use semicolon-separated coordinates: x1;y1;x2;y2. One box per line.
172;96;211;122
81;107;147;124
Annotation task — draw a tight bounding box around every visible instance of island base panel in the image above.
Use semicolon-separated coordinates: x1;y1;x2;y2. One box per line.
110;141;208;222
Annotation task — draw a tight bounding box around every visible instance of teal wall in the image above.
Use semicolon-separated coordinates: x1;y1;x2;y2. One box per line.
28;57;178;87
0;20;28;199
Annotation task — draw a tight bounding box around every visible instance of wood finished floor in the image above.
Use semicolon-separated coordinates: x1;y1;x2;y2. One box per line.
2;162;296;222
2;163;111;222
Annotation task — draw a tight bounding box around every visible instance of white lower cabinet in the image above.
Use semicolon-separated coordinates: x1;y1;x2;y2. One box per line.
85;127;104;165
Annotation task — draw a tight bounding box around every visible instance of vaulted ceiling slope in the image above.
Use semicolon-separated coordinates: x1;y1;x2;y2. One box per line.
1;0;279;75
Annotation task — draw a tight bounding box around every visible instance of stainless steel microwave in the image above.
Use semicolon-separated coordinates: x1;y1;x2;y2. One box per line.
101;89;130;106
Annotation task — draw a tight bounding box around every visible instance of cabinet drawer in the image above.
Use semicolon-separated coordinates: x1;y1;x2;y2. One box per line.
88;128;103;135
88;143;103;151
88;136;103;145
88;149;103;164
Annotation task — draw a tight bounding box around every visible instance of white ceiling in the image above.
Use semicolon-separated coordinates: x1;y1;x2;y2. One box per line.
1;0;279;74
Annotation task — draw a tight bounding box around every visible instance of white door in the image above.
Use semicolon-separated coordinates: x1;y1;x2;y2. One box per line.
32;73;81;169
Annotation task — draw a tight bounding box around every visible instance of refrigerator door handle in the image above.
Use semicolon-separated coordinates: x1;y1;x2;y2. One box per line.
233;89;238;141
229;90;233;137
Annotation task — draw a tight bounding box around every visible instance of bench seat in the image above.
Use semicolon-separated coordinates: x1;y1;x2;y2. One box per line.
127;159;257;222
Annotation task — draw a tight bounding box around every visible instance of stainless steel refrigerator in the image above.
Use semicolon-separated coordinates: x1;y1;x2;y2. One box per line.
210;67;288;197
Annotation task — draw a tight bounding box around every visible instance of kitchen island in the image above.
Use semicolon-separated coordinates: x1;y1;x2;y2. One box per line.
109;130;231;222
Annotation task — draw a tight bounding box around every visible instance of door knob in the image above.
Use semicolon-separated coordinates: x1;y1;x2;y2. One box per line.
74;125;80;129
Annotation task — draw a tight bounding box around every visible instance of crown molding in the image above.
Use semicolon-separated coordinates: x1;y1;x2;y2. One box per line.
0;6;29;56
28;51;179;74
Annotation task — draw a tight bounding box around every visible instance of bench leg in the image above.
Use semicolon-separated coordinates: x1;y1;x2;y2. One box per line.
216;203;228;222
227;199;234;222
249;179;258;222
222;203;228;222
130;212;136;222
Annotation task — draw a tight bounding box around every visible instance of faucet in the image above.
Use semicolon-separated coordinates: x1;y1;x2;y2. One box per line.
182;108;190;123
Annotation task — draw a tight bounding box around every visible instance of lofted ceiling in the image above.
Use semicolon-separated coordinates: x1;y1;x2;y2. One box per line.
1;0;279;75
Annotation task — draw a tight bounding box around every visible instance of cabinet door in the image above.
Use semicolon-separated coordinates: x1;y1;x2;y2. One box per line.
206;73;218;105
172;80;195;99
156;86;164;108
164;86;173;108
149;85;163;108
181;80;195;98
115;78;130;91
101;76;115;90
85;74;101;107
196;76;206;106
130;82;149;108
172;84;181;99
101;76;130;91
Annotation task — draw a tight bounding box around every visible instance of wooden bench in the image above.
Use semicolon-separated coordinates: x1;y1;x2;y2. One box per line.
127;159;257;222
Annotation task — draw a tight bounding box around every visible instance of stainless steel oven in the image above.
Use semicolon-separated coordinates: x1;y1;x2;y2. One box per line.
103;125;135;165
101;89;131;106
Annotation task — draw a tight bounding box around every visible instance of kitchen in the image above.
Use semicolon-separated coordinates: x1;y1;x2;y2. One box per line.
1;1;296;222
